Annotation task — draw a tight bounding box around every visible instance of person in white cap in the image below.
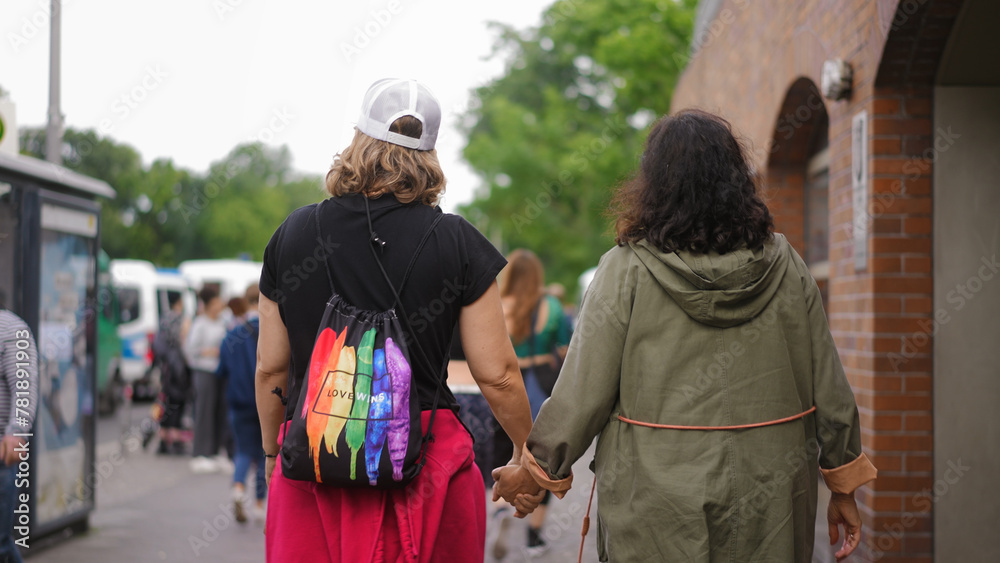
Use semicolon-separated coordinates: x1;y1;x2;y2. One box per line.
255;79;540;562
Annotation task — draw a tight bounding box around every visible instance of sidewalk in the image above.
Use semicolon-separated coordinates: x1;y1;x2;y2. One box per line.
23;433;601;562
485;443;600;563
25;439;266;563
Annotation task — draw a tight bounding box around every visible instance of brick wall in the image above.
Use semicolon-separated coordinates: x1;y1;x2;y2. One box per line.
672;1;964;561
862;86;936;562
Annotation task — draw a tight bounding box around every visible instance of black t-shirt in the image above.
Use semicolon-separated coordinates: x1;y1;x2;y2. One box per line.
259;193;506;414
449;324;466;361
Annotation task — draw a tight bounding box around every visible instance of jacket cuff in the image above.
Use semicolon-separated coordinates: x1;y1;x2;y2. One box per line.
820;452;878;494
520;443;573;499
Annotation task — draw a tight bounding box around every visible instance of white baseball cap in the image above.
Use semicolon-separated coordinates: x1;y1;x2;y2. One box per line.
356;78;441;151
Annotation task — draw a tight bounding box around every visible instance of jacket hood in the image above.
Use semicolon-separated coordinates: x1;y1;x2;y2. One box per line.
629;234;791;328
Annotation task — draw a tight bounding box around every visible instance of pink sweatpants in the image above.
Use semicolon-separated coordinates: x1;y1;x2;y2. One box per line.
265;409;486;562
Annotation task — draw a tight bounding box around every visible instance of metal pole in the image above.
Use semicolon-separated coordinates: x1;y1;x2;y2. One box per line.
45;0;62;164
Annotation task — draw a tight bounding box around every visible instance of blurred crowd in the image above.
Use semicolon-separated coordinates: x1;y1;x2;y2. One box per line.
148;283;265;525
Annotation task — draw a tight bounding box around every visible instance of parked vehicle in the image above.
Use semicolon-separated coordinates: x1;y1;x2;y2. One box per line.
96;250;124;416
109;259;196;400
178;259;263;300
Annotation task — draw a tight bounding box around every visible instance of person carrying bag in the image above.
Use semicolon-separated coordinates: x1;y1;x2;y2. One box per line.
255;78;538;563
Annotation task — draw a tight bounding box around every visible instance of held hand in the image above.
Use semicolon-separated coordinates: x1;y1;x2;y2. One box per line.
512;489;546;516
491;464;542;518
828;492;862;560
0;435;25;466
265;457;277;489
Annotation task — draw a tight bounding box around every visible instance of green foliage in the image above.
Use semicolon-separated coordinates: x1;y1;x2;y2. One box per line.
19;127;325;266
461;0;696;299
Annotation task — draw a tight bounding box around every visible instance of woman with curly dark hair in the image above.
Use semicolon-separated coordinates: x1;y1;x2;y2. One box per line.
493;109;877;562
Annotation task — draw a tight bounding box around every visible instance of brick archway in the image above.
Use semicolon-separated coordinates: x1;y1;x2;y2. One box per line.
765;77;830;263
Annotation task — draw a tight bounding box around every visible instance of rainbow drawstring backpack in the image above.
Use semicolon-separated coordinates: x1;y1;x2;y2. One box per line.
278;198;444;488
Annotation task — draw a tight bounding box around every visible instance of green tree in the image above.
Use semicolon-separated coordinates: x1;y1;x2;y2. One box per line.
19;127;181;262
20;128;325;265
186;142;325;261
461;0;696;298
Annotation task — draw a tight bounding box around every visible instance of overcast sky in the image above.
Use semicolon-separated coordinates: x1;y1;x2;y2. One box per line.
1;0;550;211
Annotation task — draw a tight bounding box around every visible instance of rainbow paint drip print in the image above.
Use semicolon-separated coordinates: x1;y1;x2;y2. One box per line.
301;326;412;485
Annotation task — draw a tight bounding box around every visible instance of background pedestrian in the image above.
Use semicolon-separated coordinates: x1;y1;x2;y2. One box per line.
185;286;229;473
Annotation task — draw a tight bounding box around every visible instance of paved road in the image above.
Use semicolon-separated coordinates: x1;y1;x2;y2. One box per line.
485;444;601;563
23;402;602;562
26;402;265;563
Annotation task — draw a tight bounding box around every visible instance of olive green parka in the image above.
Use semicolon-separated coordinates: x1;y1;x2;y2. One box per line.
524;234;876;562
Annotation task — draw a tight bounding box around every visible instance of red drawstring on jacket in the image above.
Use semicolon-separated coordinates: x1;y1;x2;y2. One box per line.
578;476;597;563
577;406;817;562
617;405;816;431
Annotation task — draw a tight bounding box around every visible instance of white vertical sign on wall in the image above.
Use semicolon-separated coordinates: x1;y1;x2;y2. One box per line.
852;110;868;271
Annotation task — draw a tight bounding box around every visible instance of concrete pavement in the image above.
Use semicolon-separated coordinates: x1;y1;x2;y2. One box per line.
22;404;602;563
485;445;600;563
25;439;266;563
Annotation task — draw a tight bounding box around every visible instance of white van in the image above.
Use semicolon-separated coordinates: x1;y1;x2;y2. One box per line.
179;259;263;301
578;266;598;300
110;259;196;398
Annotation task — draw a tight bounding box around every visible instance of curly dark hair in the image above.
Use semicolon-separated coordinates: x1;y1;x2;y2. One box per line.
612;109;774;254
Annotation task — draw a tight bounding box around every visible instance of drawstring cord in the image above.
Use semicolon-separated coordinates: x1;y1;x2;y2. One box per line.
617;405;816;431
578;476;597;563
575;406;817;561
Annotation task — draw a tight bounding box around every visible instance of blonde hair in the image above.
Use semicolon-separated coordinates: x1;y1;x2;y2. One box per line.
500;249;545;343
325;116;446;206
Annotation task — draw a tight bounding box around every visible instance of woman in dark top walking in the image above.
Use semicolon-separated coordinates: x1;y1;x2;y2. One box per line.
255;79;539;562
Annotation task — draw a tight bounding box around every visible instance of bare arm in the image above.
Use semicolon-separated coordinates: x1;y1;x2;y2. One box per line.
179;316;191;343
461;282;533;464
255;294;291;484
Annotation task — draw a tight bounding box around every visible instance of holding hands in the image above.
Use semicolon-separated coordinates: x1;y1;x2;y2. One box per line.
492;463;546;518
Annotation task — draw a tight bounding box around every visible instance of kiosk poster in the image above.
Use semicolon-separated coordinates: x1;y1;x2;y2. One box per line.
36;204;97;526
